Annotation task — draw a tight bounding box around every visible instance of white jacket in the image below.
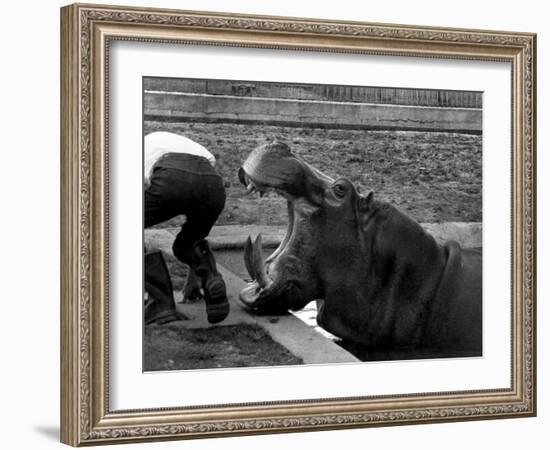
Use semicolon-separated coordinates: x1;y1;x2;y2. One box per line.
144;131;216;184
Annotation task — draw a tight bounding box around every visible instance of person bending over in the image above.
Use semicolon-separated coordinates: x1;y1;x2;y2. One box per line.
144;131;229;325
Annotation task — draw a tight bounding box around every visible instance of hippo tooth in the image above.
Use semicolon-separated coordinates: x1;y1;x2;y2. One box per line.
243;236;256;281
246;183;255;194
252;234;270;288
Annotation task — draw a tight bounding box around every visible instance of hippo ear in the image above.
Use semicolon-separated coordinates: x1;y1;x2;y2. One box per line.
357;191;374;213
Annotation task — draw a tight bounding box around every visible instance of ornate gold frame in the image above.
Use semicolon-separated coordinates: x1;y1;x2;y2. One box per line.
60;3;536;446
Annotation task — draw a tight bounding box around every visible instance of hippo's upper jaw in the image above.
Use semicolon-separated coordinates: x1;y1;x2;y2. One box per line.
237;142;331;314
238;141;334;206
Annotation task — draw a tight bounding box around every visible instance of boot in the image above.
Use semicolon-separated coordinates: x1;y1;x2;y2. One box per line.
191;239;230;324
144;251;180;325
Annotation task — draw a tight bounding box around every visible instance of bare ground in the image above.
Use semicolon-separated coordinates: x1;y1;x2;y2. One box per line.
144;323;303;371
144;120;482;227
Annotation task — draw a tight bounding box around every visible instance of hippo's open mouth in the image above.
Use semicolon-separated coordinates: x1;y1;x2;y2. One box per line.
238;206;300;315
237;142;332;315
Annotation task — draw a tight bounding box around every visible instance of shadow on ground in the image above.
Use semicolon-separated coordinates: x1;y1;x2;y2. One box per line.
33;425;59;442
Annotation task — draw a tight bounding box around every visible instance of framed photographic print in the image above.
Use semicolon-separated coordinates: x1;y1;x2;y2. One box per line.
60;3;537;446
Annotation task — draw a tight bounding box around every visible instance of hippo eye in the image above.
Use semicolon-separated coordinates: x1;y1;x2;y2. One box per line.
332;182;347;198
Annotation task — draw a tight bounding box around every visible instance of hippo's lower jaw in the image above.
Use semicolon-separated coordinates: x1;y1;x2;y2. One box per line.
238;214;309;315
239;281;296;315
239;279;302;315
238;233;302;314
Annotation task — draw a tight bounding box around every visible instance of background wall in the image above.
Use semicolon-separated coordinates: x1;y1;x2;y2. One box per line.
0;0;546;449
144;78;482;132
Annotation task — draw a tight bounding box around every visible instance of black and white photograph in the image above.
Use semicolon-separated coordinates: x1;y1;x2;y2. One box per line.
53;1;539;447
142;77;483;371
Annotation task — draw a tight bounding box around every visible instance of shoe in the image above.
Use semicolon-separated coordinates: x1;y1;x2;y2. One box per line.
191;239;230;324
144;306;180;325
203;276;230;324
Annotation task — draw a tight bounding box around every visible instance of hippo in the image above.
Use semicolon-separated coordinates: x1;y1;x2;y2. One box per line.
238;142;482;359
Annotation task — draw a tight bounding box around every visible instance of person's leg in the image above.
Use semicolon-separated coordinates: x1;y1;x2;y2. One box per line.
171;171;225;264
144;167;192;324
144;251;180;324
172;172;229;323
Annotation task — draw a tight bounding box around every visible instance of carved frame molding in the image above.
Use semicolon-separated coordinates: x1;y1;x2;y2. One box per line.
60;3;536;446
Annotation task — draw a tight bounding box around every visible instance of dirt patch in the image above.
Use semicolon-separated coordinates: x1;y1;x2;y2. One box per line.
144;121;481;227
144;323;303;371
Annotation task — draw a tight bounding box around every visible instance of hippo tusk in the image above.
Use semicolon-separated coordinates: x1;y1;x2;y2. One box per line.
243;234;271;289
244;236;256;281
252;234;270;288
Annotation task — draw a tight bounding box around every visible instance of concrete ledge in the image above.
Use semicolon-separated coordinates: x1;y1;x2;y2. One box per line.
146;222;482;251
422;222;482;249
144;92;481;133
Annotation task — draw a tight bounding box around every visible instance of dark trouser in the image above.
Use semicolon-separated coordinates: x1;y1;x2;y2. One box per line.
144;251;176;324
144;153;226;323
145;153;226;265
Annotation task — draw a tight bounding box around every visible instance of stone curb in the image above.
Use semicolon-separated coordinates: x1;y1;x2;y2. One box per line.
146;222;482;251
